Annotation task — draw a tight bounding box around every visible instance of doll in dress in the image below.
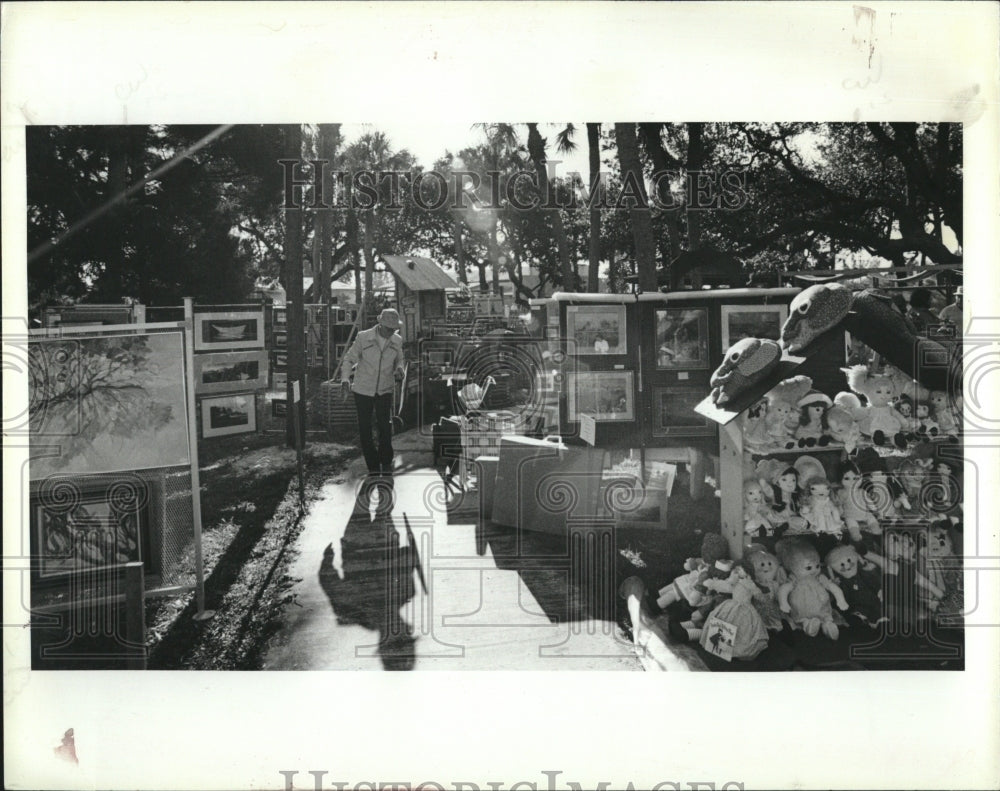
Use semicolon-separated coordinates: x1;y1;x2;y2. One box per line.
929;390;960;436
768;466;809;537
883;529;945;625
836;461;882;544
656;533;732;610
743;545;787;632
893;394;919;434
799;475;846;557
766;376;813;449
743;478;782;548
841;365;909;449
825;544;887;628
696;566;770;661
776;536;850;639
919;521;964;624
794;390;833;447
914;401;939;438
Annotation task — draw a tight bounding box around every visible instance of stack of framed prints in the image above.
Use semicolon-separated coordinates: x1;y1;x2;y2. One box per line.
192;307;266;439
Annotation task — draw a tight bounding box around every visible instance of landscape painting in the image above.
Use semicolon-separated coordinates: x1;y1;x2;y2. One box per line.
28;331;191;480
194;350;269;395
195;310;264;351
201;393;257;438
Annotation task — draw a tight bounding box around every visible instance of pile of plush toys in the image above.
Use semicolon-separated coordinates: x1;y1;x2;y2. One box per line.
656;520;963;663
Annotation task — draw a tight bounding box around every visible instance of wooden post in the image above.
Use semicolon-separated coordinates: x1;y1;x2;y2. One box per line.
183;297;214;621
284;124;307;447
718;418;745;560
124;561;146;669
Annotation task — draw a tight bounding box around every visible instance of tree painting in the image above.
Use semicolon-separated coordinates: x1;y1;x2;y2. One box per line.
29;331;190;479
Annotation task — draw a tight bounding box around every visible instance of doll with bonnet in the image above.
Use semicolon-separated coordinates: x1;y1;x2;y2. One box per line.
765;375;813;449
794;390;833;447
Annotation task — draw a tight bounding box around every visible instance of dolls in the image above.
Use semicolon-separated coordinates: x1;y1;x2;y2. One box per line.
841;365;909;448
835;461;881;543
825;404;861;452
742;398;773;452
743;478;781;545
768;465;809;535
696;566;770;661
914;401;939;437
799;475;846;555
856;451;911;521
929;390;960;436
919;520;964;623
883;529;945;623
743;545;787;631
766;375;813;449
794;390;834;447
893;394;919;433
656;533;732;610
776;536;850;639
824;544;886;628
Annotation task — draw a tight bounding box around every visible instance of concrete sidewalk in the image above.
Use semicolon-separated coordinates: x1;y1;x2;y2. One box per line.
260;428;640;671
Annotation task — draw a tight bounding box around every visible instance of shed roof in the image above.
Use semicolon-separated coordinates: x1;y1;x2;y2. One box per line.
382;255;458;292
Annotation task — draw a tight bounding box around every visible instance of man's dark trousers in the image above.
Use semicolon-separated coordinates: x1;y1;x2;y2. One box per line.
354;391;394;474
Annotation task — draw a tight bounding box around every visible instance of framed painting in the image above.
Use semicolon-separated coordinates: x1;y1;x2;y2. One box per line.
194;350;269;395
272;307;287;327
565;304;627;355
720;304;788;350
567;371;635;422
194;310;265;351
201;393;258;438
273;372;287;390
28;331;191;480
653;385;713;436
33;485;150;580
271;398;287;418
273;330;288;348
273;350;288;369
655;308;710;369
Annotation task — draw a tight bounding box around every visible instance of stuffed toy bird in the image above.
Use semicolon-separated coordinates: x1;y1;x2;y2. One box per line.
710;337;783;406
781;283;854;353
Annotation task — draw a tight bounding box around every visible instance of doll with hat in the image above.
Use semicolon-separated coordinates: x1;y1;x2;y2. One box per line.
776;536;850;639
841;364;909;449
794;390;834;447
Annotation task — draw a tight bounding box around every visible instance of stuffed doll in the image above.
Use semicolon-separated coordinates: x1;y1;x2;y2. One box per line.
893;394;919;434
919;520;964;623
929;390;960;436
856;451;911;521
825;544;886;628
799;475;846;555
825;404;861;452
883;529;946;624
835;461;882;544
743;545;787;631
743;478;782;546
766;376;813;449
776;536;849;639
695;566;770;661
841;365;909;449
742;398;773;452
656;533;732;610
794;390;834;447
765;464;809;535
914;401;939;438
895;456;934;518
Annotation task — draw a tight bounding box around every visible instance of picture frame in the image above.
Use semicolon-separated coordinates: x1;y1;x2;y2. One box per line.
567;371;635;422
194;310;265;351
272;307;287;327
653;385;713;436
193;350;269;395
271;398;287;418
33;485;150;580
273;350;288;369
273;372;287;390
720;304;789;350
566;304;627;355
273;330;288;348
655;308;710;369
201;393;257;438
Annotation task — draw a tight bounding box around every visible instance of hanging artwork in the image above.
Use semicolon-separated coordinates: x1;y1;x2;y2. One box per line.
566;304;627;355
201;393;258;438
194;350;269;395
28;331;191;480
33;482;150;580
655;308;709;369
654;386;713;436
194;310;265;351
720;304;788;350
567;371;635;422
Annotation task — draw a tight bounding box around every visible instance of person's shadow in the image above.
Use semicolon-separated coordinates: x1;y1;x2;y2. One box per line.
318;480;420;670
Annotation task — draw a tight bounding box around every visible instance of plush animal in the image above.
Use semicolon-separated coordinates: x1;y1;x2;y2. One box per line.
781;282;853;352
929;390;960;436
776;537;849;638
743;545;787;631
656;533;731;610
824;544;886;627
794;390;833;447
766;375;813;448
919;521;963;622
841;289;959;394
842;365;909;448
710;337;783;406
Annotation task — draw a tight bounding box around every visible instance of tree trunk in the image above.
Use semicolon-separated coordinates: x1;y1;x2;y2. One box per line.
587;123;602;292
105;126;129;299
283;124;307;446
488;222;501;294
318;123;340;378
362;210;376;314
452;215;468;284
527;123;575;291
686;122;705;251
614;123;658;292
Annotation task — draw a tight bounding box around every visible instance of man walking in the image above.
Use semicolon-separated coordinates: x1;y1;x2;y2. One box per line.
341;308;406;477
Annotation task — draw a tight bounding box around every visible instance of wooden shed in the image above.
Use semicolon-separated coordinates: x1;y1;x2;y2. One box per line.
383;255;458;340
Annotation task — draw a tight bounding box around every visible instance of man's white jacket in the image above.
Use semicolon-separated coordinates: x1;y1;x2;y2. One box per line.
340;327;405;397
